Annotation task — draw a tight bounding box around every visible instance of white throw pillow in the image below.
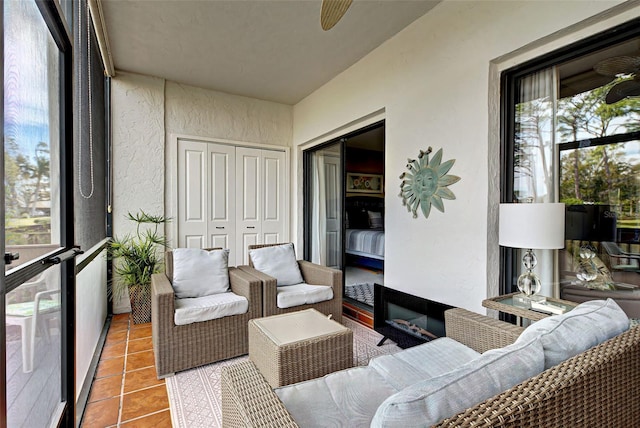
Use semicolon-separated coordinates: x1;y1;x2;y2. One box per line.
371;337;544;427
171;248;230;298
249;243;304;286
516;298;629;369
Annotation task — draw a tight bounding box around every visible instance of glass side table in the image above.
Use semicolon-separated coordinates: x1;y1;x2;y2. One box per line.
482;292;578;326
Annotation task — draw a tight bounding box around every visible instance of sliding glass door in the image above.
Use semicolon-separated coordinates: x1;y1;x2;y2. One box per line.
305;141;344;269
2;1;76;426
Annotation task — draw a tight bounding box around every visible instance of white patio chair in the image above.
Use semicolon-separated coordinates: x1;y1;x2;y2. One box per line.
6;267;60;373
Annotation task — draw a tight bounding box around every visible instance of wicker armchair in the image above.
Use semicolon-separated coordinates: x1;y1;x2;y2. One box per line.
221;308;640;427
151;250;262;378
238;243;343;324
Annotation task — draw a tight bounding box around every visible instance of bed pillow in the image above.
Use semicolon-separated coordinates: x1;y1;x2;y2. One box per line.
171;248;230;298
515;298;629;369
249;243;304;286
368;211;383;229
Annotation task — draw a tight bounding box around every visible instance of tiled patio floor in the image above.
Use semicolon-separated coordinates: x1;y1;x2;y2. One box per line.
81;314;172;427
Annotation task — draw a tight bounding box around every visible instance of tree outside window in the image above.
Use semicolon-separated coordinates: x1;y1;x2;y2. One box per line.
505;28;640;295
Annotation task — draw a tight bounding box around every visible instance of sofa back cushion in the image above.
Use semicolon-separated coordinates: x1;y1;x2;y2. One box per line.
516;298;629;369
371;337;544;427
171;248;230;298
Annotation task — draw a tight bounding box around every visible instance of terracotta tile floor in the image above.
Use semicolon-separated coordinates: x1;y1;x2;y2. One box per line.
81;314;172;427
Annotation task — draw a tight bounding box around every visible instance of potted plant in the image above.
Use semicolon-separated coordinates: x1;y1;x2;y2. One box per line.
109;211;170;324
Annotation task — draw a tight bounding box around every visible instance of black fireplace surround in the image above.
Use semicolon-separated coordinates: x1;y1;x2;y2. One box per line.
374;284;453;349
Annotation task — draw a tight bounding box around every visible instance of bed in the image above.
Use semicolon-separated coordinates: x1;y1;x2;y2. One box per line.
345;196;384;270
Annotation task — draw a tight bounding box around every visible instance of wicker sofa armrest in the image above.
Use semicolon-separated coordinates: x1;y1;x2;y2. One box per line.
445;308;524;353
151;272;175;326
237;265;278;317
222;360;298;428
297;260;342;293
151;273;176;373
229;267;262;317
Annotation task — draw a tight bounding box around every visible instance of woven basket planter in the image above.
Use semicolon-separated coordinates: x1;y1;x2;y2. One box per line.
128;285;152;324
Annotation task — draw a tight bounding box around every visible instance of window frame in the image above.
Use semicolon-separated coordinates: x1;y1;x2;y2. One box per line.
500;17;640;296
1;0;76;426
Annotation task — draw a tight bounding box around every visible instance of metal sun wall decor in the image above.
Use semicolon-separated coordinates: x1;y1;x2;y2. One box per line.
398;147;460;219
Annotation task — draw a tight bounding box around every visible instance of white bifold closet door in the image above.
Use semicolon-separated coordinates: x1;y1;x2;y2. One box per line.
177;140;287;266
235;147;287;265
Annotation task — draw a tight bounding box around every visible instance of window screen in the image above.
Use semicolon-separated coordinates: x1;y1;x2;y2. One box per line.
74;0;107;252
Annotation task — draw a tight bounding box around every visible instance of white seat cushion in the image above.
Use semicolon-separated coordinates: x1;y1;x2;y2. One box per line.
516;298;629;369
174;292;248;326
368;337;480;390
276;283;333;309
276;366;398;427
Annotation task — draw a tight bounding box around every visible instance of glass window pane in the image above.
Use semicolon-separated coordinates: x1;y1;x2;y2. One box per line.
4;0;62;269
508;31;640;296
556;40;640;144
560;141;640;210
514;67;558;203
4;1;63;425
5;267;61;426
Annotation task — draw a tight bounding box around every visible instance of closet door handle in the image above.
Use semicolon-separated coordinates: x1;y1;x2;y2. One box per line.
215;227;225;229
247;226;255;229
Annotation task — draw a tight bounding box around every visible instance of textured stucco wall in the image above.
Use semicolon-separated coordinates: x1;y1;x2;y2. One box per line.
111;72;165;235
165;82;292;146
110;72;165;313
293;0;636;313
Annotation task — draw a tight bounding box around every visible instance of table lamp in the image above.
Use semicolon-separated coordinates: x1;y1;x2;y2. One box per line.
499;203;565;300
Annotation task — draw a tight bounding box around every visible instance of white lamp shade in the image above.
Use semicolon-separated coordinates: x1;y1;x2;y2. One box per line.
499;203;565;249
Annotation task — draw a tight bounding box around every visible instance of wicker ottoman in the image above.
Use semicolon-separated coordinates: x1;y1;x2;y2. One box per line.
248;308;353;387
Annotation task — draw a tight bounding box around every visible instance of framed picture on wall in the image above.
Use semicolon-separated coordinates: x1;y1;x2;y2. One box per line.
346;173;383;194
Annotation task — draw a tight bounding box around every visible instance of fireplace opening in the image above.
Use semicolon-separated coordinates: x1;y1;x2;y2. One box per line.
374;284;454;349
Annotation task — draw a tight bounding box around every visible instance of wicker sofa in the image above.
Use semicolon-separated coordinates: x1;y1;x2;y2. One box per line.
151;251;262;378
221;305;640;427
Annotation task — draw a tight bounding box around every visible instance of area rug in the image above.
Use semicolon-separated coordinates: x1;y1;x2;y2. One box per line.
165;317;400;427
345;282;375;307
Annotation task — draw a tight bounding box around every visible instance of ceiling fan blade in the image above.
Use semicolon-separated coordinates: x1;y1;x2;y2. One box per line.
321;0;353;31
594;56;640;77
605;79;640;104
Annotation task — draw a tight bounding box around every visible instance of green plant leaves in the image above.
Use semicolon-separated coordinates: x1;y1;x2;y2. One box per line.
108;210;170;300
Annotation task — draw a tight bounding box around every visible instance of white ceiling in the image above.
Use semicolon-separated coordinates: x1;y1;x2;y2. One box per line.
99;0;440;105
